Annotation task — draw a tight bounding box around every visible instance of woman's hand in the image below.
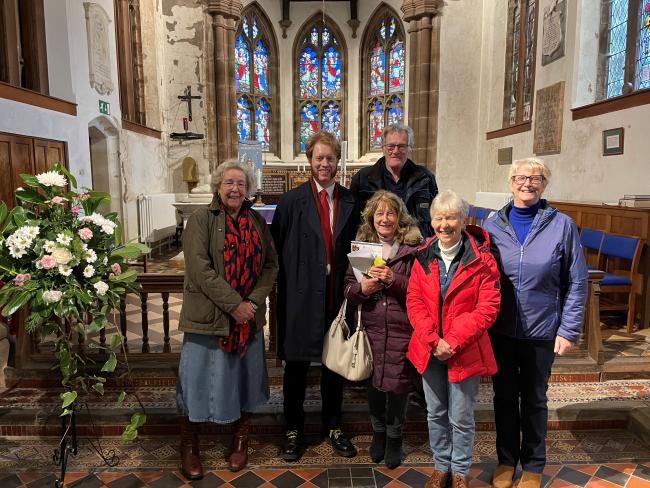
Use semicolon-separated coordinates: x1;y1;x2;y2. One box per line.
232;301;256;324
433;338;455;361
361;275;383;295
369;265;394;286
554;336;574;356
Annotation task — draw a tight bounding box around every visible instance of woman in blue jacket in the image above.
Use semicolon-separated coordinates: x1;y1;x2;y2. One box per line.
484;158;587;488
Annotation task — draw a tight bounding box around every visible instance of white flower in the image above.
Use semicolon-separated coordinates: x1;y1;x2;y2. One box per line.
22;226;39;239
36;171;67;187
79;213;117;235
83;265;95;278
8;244;27;259
56;232;73;246
102;256;108;265
85;249;97;263
42;290;63;304
93;281;109;296
52;247;73;265
43;240;56;253
58;265;72;277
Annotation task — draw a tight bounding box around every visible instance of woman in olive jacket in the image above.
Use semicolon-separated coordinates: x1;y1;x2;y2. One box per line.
176;161;278;479
344;191;422;469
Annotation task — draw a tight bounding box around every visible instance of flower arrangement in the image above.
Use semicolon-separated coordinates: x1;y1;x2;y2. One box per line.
0;164;149;440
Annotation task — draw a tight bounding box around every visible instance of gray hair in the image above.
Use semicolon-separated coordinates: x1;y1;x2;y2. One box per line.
212;159;256;197
430;190;470;223
382;123;415;148
508;157;551;185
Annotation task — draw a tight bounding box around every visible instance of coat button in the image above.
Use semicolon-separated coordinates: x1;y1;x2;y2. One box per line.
383;301;387;306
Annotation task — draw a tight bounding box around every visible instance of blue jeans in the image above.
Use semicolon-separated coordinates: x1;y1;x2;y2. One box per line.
422;356;480;476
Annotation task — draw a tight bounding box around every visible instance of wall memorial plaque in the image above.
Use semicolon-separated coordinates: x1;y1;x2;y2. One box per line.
542;0;566;66
262;170;288;195
533;81;565;156
84;2;114;95
289;171;311;189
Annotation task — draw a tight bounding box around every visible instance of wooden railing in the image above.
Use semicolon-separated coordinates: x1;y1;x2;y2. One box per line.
11;270;601;372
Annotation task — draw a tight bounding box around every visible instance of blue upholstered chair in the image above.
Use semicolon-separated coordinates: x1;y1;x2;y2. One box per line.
473;207;494;227
580;227;604;270
598;233;644;333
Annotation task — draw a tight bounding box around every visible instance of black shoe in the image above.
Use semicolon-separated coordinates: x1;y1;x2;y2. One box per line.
410;390;427;410
328;428;357;458
369;431;386;463
384;436;402;469
281;430;303;461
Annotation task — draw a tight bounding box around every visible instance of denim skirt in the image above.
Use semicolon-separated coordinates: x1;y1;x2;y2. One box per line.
176;331;269;423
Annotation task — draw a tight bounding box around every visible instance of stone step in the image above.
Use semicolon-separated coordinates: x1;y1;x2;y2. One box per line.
0;380;648;440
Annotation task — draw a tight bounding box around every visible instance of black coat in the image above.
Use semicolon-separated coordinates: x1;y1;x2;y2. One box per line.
271;181;359;362
350;157;438;238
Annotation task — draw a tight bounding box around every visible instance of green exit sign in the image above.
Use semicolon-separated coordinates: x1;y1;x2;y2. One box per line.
99;100;110;115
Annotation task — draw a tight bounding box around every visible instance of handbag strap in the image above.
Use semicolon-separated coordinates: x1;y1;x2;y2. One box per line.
356;304;363;332
336;298;348;322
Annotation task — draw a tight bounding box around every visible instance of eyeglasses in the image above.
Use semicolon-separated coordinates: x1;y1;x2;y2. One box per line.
511;175;545;185
222;180;247;190
383;144;410;152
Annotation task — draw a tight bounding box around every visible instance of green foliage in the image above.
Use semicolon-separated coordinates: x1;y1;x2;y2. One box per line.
122;413;147;442
0;164;151;440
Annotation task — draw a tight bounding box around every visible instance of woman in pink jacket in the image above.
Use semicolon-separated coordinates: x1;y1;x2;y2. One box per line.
407;190;501;488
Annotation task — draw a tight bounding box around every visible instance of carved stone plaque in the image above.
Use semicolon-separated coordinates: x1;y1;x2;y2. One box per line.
533;81;564;156
542;0;566;66
262;170;288;195
84;3;114;95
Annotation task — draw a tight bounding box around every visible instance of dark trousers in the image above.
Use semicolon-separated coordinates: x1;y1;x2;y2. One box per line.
283;360;344;434
490;332;555;473
367;385;409;439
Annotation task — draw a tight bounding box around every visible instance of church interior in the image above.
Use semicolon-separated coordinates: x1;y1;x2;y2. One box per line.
1;0;650;486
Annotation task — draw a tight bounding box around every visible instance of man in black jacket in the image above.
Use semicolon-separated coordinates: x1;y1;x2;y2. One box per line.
350;124;438;238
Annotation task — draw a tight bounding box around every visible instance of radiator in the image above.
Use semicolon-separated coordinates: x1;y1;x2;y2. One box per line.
137;194;178;243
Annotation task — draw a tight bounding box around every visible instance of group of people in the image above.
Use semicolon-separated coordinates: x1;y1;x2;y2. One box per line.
175;123;588;488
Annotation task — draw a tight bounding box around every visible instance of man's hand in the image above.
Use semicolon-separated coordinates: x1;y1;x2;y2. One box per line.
232;301;256;324
554;336;574;356
433;338;455;361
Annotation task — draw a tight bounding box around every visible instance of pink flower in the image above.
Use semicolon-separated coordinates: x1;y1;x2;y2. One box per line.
111;263;121;275
51;196;67;205
40;255;57;269
71;206;81;214
14;273;31;287
78;228;93;240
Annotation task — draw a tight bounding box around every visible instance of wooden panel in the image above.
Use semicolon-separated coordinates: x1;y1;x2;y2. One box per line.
0;138;12;208
581;212;609;230
10;136;34;192
611;216;644;238
46;141;66;167
33;138;66;174
33;138;47;175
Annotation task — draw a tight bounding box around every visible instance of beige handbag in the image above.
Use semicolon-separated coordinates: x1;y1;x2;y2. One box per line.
322;299;373;381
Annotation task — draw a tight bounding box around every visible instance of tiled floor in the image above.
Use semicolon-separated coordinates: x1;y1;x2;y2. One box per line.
0;430;649;487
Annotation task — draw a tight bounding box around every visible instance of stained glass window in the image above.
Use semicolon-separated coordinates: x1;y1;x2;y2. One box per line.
234;7;277;152
636;0;650;89
503;0;537;127
295;17;346;153
600;0;650;99
361;8;406;153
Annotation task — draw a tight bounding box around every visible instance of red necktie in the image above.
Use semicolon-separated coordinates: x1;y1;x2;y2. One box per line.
319;189;333;267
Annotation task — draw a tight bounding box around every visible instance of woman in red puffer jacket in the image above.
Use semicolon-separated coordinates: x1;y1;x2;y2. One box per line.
407;190;500;488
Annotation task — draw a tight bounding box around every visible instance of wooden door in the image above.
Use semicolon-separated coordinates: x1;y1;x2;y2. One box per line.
33;138;66;175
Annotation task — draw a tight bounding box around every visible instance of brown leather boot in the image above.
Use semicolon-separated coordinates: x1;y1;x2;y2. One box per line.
452;473;469;488
425;468;450;488
228;411;251;472
179;416;203;480
513;471;542;488
492;465;515;488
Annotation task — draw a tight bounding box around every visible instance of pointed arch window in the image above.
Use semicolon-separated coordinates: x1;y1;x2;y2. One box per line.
235;5;278;154
360;8;406;154
294;16;347;154
502;0;538;127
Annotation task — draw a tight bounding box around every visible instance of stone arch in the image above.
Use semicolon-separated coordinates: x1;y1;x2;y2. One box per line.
88;115;124;221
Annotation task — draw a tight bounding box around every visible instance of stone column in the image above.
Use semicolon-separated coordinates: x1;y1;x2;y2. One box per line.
401;0;444;172
205;0;242;172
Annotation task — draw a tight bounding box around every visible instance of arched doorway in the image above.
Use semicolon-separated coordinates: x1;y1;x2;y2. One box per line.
88;116;123;221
